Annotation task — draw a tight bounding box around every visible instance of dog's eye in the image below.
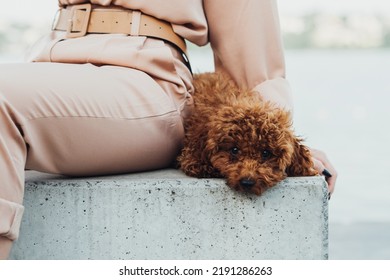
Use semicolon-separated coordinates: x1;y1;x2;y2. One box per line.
262;149;272;160
230;147;240;156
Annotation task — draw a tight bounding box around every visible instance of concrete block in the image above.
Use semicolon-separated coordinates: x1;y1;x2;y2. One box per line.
10;169;328;260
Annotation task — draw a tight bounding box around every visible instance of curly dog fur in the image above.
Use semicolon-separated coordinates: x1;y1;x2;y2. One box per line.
177;72;318;195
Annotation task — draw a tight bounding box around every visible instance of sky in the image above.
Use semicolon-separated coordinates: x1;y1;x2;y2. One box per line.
0;0;389;23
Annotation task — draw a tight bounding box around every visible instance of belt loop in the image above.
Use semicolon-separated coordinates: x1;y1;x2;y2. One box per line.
51;9;61;31
130;11;141;36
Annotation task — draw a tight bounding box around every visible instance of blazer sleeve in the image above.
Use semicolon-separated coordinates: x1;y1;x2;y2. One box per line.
204;0;293;112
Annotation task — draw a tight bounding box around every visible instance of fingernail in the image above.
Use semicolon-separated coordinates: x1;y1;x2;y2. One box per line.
322;169;332;178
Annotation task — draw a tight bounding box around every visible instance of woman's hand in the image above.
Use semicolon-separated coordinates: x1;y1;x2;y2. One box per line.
309;148;338;198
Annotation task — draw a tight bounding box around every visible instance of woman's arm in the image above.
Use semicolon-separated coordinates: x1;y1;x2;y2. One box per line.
204;0;293;112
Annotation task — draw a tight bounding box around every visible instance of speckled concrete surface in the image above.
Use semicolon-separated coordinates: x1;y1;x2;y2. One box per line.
10;169;328;260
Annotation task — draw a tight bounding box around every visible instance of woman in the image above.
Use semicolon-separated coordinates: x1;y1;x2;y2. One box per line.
0;0;337;259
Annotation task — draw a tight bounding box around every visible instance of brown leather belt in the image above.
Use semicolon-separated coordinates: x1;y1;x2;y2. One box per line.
53;4;187;55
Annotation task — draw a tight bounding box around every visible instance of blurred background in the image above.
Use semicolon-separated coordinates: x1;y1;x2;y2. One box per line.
1;0;389;259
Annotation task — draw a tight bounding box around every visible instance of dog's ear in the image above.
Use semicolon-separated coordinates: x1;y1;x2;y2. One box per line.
286;138;318;177
177;126;220;178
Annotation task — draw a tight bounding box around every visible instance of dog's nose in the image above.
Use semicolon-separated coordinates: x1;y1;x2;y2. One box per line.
239;178;256;189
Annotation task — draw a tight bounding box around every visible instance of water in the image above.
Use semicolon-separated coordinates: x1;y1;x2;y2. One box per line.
2;48;390;259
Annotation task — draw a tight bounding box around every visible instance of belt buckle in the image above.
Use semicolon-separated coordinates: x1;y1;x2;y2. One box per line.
66;4;92;38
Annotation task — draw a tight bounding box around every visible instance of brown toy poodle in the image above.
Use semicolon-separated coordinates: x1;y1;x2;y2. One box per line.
177;72;318;195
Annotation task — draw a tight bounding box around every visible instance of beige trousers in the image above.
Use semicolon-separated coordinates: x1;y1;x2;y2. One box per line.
0;46;192;258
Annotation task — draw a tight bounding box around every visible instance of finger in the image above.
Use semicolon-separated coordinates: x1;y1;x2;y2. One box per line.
312;157;325;173
326;170;337;194
312;156;336;195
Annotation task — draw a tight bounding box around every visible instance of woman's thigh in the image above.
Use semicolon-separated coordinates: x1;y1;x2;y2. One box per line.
0;62;185;175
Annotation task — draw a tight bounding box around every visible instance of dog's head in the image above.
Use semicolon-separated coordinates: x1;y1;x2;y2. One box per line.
203;102;317;195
